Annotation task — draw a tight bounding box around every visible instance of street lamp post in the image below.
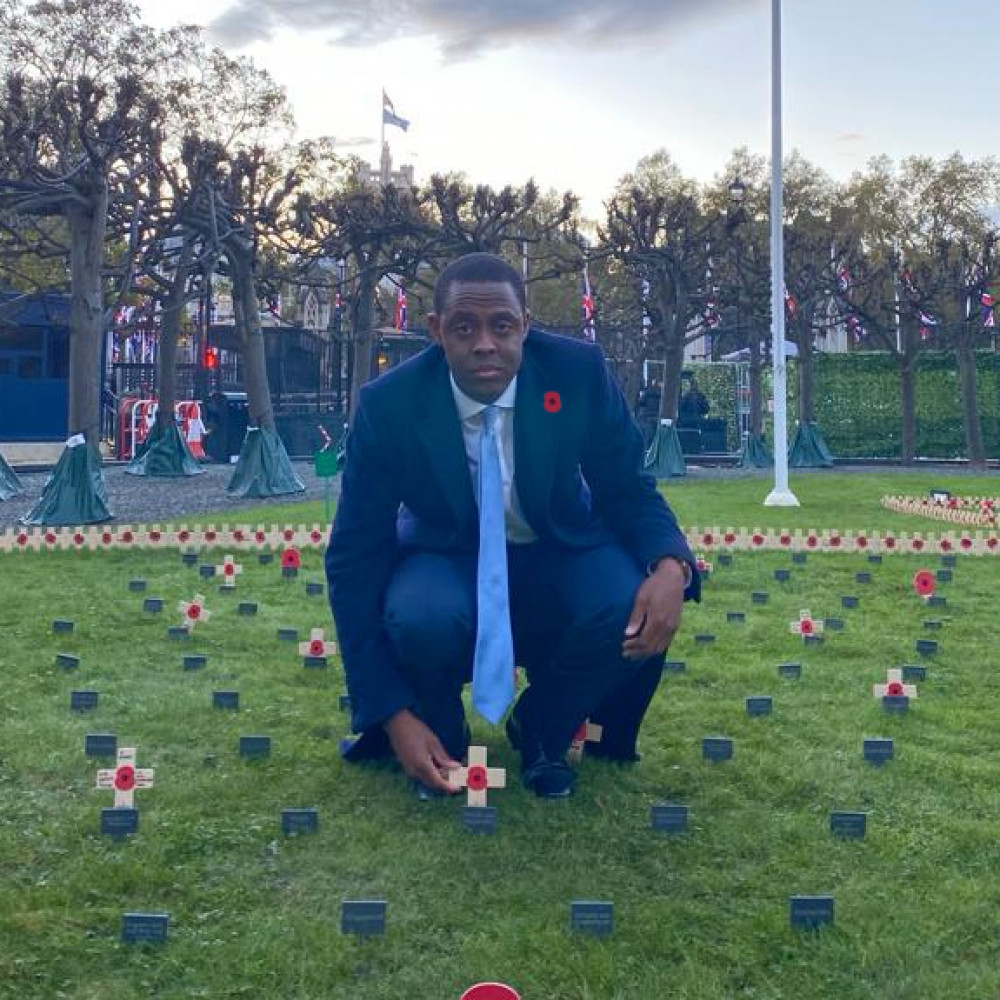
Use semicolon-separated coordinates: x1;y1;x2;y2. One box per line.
764;0;799;507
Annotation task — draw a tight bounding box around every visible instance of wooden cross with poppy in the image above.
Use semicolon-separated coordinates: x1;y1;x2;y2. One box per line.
216;555;243;589
789;609;823;639
447;746;506;807
567;720;603;763
96;747;155;808
872;668;918;700
178;594;211;630
298;627;337;661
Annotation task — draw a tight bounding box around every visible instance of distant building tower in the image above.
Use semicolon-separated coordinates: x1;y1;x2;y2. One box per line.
356;142;415;190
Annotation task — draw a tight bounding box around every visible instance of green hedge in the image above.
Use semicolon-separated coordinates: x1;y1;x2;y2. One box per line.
795;351;1000;460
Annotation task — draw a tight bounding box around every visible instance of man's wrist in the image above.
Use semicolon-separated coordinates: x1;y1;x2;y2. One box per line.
648;556;693;588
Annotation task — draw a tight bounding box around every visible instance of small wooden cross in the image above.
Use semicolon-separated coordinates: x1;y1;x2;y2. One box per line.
178;594;211;630
216;555;243;589
298;627;337;660
872;668;918;699
447;745;506;807
789;609;823;638
96;747;155;808
567;720;604;763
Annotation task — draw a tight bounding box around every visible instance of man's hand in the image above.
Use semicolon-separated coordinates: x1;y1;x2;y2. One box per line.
384;709;460;794
621;558;687;661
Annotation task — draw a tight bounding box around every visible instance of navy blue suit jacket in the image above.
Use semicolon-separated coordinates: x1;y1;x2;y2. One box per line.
325;328;699;734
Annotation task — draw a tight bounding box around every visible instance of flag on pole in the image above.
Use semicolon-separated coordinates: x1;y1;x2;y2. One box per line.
582;264;596;342
382;89;410;132
394;285;407;331
981;292;996;328
919;310;938;341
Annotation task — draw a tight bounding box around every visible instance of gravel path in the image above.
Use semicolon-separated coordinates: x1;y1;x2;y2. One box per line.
0;461;341;529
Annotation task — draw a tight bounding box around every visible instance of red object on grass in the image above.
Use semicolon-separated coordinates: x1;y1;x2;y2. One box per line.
460;985;521;1000
466;765;489;791
886;681;904;696
114;765;136;791
281;548;301;570
913;570;936;597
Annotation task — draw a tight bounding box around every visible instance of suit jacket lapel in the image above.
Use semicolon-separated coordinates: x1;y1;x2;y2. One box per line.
513;344;558;534
415;356;478;537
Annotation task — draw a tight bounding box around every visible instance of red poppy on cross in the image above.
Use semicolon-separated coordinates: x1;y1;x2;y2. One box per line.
872;668;917;700
567;720;604;763
215;555;243;589
96;747;155;808
281;548;301;570
298;627;337;660
447;745;506;807
178;594;211;630
912;570;936;599
789;610;823;638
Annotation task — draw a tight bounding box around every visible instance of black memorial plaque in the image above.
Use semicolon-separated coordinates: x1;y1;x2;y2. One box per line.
71;690;99;712
101;807;139;839
746;696;773;717
281;808;319;836
213;690;239;711
128;579;147;593
183;654;207;671
143;597;164;613
341;900;387;937
778;662;802;679
85;732;117;757
237;602;258;616
239;735;271;758
570;901;614;937
830;812;867;839
702;736;733;762
121;912;169;944
461;806;498;835
651;804;688;833
863;737;894;765
789;895;834;930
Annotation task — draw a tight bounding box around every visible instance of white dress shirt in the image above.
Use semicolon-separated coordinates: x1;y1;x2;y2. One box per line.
449;372;538;545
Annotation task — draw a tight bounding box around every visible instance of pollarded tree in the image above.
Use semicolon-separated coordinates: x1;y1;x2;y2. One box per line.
600;150;715;422
0;0;190;521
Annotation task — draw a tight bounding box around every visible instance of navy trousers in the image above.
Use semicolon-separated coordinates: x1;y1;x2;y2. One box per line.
382;536;666;761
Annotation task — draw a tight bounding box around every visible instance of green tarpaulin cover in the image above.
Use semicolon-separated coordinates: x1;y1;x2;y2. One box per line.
643;422;687;479
226;427;305;499
0;450;25;501
124;422;204;477
788;421;835;468
739;434;774;469
21;437;112;525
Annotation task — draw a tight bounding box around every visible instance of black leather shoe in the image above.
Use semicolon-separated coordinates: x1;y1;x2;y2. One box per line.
522;754;576;798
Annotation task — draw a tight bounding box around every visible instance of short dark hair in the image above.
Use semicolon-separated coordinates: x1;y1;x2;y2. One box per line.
433;252;526;314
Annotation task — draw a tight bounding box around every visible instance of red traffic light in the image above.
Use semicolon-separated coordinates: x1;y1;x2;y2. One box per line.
203;347;219;370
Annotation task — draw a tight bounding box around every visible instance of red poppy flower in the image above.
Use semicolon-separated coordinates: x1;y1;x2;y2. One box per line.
73;533;84;546
255;531;266;543
884;536;897;549
911;538;924;551
44;532;56;544
806;536;818;548
205;530;217;543
186;604;201;620
114;765;136;791
780;534;791;546
724;532;736;545
309;639;324;657
913;570;935;597
233;530;245;542
310;530;322;544
283;529;295;542
829;535;842;548
121;531;134;544
466;765;488;791
16;533;27;546
543;391;562;413
961;537;972;550
149;530;161;542
702;533;714;546
886;681;904;696
281;548;301;570
940;539;952;552
989;537;999;550
856;536;868;548
752;533;764;546
800;618;814;634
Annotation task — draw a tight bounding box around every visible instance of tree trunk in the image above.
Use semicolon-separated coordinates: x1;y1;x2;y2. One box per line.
348;265;377;419
155;243;194;432
66;183;108;444
660;316;685;422
899;325;918;464
229;241;275;432
955;336;986;469
797;341;814;424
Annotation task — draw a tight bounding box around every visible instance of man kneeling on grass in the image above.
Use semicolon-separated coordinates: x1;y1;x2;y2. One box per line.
326;252;699;800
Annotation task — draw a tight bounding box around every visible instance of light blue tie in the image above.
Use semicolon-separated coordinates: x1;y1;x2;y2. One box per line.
472;405;515;724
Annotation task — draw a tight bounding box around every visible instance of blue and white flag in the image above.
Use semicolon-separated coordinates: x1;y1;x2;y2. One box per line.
383;89;410;132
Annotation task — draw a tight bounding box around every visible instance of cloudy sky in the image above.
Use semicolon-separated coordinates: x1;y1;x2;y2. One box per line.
136;0;1000;217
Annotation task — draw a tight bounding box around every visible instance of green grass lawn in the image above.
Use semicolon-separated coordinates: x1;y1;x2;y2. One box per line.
175;470;1000;533
3;474;1000;998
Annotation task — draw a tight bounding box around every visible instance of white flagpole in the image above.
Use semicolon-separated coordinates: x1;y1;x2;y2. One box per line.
764;0;799;507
